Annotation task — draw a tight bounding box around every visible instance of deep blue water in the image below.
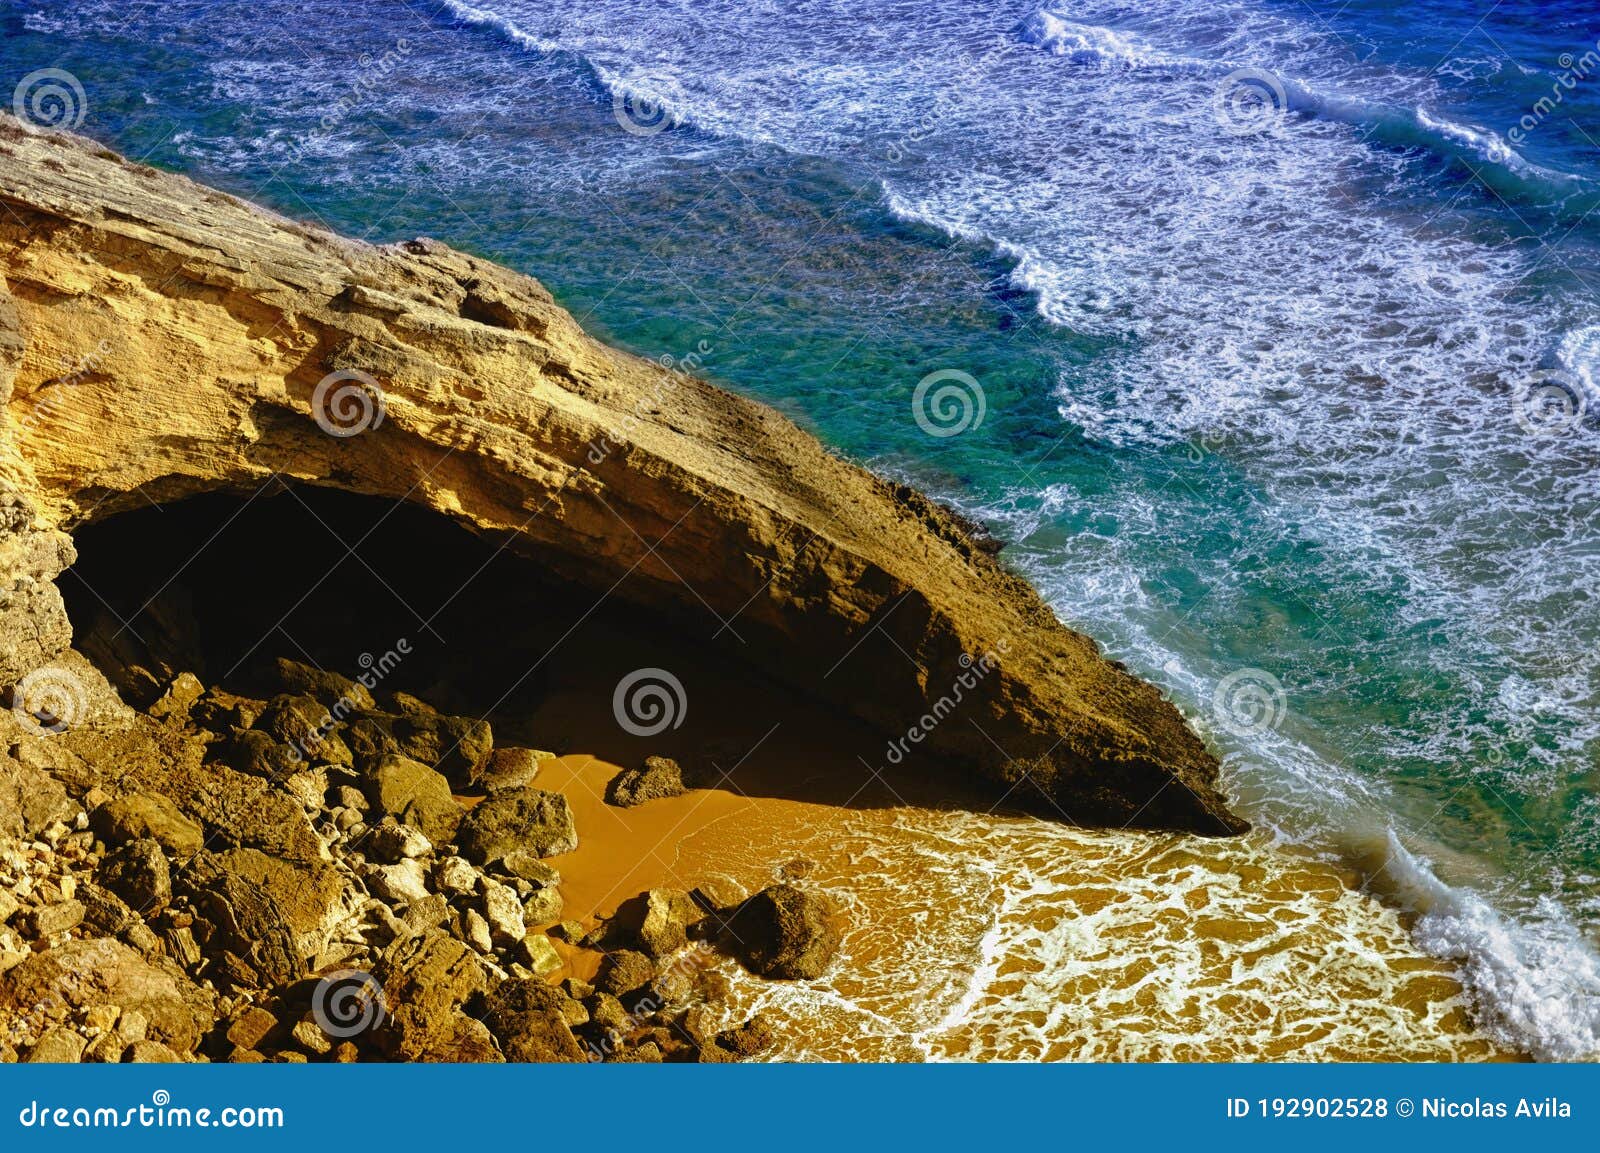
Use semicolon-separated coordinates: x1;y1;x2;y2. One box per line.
5;0;1600;1057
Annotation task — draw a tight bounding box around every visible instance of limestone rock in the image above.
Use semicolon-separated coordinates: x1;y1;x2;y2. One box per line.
267;657;376;712
0;938;213;1054
368;754;460;848
606;755;687;808
455;788;576;863
594;949;656;999
479;747;551;793
481;978;585;1062
96;838;170;912
605;888;702;959
89;793;203;857
391;712;493;787
718;884;839;981
0;125;1242;836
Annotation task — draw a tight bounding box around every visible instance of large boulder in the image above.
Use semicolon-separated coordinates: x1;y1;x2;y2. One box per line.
89;792;203;857
718;884;839;980
454;787;576;863
481;978;586;1062
0;938;214;1055
173;850;313;989
604;888;702;959
374;928;495;1061
605;756;687;808
368;754;461;847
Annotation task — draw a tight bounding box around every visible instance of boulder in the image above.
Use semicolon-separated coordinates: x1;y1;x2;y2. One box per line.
718;884;839;980
594;949;655;999
0;938;213;1054
479;879;525;946
89;793;203;857
455;788;576;863
479;747;551;793
374;928;494;1061
606;755;687;808
605;888;702;958
391;712;493;786
267;657;376;712
96;838;171;912
173;851;310;988
368;754;461;847
0;748;76;839
481;978;586;1062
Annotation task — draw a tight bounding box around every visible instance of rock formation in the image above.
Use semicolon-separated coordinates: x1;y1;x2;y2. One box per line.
0;120;1241;835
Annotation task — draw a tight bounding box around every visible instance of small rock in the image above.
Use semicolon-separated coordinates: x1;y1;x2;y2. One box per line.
292;1018;333;1056
522;886;563;926
520;932;563;977
606;755;688;808
332;785;368;811
433;855;479;897
499;851;560;888
367;859;431;905
84;1004;120;1033
97;837;171;912
550;919;586;943
463;908;494;954
479;879;525;946
124;1040;180;1062
607;887;701;958
367;821;433;864
594;949;655;998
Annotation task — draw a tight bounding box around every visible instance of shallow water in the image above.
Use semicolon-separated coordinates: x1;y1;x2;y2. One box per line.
6;0;1600;1057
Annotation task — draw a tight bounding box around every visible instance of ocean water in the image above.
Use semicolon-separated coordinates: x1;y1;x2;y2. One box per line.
5;0;1600;1058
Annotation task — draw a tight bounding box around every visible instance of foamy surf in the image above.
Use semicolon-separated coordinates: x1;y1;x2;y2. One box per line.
665;800;1509;1061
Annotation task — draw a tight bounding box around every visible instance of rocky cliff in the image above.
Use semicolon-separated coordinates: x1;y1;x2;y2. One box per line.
0;120;1241;836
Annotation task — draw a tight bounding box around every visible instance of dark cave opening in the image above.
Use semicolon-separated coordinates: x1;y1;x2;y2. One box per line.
59;483;569;724
56;481;987;812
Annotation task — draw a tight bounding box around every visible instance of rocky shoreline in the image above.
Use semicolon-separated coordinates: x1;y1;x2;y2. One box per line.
0;120;1248;1062
1;652;837;1063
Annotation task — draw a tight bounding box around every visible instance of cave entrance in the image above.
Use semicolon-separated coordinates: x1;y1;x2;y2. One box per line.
57;483;966;811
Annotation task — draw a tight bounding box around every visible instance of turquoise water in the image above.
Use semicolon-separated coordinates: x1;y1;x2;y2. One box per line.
5;0;1600;1056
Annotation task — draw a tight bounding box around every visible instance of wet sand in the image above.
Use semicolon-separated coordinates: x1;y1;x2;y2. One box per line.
491;622;1515;1062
